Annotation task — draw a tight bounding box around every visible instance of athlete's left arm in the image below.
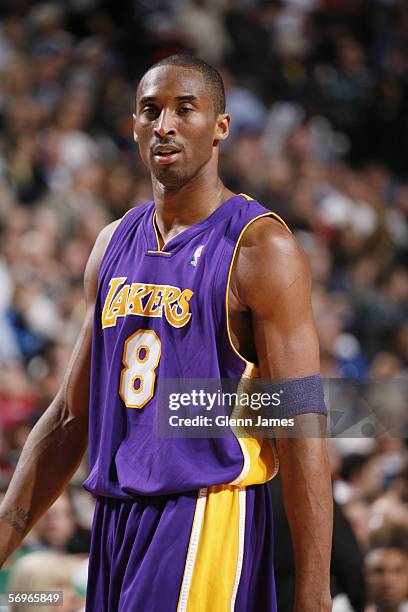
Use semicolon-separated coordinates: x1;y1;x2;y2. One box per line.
233;217;333;612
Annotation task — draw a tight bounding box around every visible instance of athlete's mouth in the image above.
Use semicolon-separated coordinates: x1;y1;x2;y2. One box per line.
153;146;181;157
152;145;182;165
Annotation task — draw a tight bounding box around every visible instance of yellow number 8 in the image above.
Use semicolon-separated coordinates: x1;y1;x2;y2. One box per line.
119;329;161;409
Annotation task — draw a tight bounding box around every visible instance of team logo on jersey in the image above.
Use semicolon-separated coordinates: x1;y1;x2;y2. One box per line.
190;244;205;267
101;277;193;329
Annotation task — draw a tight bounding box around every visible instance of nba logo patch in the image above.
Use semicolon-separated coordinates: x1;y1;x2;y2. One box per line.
190;244;204;267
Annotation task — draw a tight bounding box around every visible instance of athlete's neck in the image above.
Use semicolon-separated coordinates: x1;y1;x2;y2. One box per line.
151;170;234;247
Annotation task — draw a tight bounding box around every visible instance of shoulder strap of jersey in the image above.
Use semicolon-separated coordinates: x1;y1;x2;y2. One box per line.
108;201;153;248
226;193;291;244
97;201;153;282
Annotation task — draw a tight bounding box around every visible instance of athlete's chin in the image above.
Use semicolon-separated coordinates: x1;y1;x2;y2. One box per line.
151;166;189;189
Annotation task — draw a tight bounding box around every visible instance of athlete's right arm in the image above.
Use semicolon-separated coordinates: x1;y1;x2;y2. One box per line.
0;220;119;567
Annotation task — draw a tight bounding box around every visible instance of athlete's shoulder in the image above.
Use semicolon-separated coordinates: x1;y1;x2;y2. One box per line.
233;205;310;304
240;214;294;253
98;218;122;247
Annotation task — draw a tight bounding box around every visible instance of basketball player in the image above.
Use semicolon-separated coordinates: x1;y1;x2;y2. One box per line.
0;56;332;611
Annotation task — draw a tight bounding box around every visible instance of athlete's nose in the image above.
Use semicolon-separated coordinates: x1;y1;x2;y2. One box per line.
154;109;176;138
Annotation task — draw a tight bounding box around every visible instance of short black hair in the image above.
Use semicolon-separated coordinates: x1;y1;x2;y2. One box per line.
368;523;408;554
340;453;370;482
141;54;226;116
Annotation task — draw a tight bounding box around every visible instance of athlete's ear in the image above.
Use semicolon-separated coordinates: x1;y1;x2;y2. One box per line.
132;113;138;143
213;113;231;145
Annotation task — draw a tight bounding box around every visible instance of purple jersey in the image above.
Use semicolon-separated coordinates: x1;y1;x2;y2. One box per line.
83;194;289;498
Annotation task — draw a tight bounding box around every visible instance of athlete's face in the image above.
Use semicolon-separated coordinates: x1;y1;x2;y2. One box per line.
133;65;230;188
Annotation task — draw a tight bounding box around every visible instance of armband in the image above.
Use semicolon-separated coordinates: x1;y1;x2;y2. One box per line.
258;374;327;418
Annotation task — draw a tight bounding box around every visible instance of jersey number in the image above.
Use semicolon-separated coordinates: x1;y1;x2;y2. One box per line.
119;329;161;409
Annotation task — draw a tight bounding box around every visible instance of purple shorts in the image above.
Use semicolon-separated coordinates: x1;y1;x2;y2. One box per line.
86;484;276;611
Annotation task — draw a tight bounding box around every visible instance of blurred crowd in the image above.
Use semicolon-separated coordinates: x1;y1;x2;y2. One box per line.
0;0;407;610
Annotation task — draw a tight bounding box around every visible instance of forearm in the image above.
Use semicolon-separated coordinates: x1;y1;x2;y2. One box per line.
276;436;333;612
0;399;88;564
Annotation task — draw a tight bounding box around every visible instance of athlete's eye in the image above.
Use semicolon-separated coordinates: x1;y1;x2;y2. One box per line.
142;106;159;117
178;107;193;114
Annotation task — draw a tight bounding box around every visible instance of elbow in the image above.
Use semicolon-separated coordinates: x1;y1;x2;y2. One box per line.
51;395;89;443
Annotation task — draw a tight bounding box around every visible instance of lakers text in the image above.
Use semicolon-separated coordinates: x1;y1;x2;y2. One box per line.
102;277;194;329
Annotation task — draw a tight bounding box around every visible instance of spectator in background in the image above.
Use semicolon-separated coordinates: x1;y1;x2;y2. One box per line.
7;551;85;612
364;525;408;612
35;492;90;555
175;0;230;65
0;2;406;609
336;453;383;504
